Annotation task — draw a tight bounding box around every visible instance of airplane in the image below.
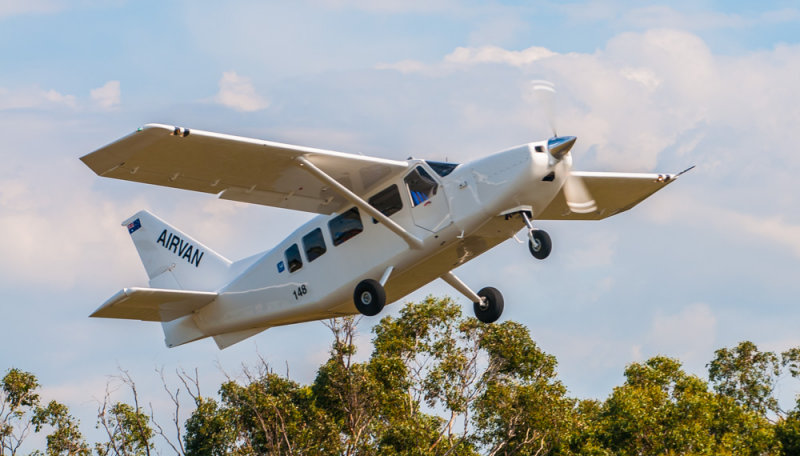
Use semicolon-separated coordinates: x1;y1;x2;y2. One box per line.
81;90;689;349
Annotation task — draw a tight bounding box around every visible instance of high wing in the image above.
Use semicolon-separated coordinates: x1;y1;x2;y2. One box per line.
81;124;409;214
537;171;678;220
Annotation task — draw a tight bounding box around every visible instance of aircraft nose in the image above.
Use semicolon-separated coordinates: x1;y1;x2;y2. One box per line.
547;136;576;160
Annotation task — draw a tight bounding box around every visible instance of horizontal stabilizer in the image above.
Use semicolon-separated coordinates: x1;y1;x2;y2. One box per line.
213;327;269;350
90;287;217;322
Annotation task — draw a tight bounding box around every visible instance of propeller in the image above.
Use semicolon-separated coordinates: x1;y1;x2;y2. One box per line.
532;80;558;137
531;81;597;214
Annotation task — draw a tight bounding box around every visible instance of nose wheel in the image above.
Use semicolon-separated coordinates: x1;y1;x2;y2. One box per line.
528;230;552;259
521;211;552;260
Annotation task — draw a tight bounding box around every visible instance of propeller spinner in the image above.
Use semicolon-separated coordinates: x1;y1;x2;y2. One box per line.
532;82;597;214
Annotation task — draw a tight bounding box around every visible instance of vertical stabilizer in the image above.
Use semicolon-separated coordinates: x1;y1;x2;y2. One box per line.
122;210;232;292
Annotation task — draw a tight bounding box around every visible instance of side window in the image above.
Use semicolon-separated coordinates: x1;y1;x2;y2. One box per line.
302;228;327;262
404;166;438;207
328;207;363;246
368;185;403;223
285;244;302;273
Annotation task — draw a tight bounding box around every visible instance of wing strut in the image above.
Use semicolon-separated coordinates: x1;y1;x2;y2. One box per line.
296;156;424;249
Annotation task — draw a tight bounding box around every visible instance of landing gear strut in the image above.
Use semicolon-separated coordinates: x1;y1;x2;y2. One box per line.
521;211;552;260
441;271;504;323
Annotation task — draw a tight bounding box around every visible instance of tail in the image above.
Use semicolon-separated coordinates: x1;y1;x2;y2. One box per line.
121;210;234;348
122;210;232;291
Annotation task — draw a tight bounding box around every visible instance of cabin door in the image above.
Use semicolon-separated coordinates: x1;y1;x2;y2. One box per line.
403;165;451;233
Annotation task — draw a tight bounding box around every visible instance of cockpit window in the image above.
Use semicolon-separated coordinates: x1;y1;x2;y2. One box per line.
425;160;459;177
405;166;438;206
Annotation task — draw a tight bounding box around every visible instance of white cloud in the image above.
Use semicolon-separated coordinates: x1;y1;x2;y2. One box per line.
0;174;145;289
377;45;556;75
565;232;618;270
620;5;800;31
621;6;748;30
0;0;62;18
444;45;556;67
375;59;430;74
644;193;800;260
619;67;661;91
313;0;455;13
0;86;77;110
214;71;269;112
647;303;717;363
90;80;121;110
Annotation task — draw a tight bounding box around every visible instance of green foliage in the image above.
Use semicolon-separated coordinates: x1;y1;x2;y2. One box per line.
95;402;154;456
584;355;780;455
2;369;40;412
31;400;90;456
2;368;41;455
776;411;800;455
182;397;235;456
708;341;781;415
5;299;800;455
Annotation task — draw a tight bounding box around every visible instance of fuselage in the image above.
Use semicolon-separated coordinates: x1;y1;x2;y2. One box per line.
187;140;566;337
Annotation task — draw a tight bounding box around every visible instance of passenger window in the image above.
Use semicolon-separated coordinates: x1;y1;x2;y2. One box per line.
302;228;327;262
285;244;302;273
404;166;438;206
368;185;403;223
328;207;363;246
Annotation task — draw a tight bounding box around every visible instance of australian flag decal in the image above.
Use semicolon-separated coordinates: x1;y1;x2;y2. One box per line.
127;218;142;234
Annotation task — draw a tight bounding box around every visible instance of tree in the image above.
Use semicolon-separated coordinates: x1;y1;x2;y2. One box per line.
31;401;90;456
1;368;40;456
708;341;782;416
6;300;800;455
96;371;154;456
370;296;575;455
184;358;340;456
471;320;577;455
587;356;779;455
313;317;381;455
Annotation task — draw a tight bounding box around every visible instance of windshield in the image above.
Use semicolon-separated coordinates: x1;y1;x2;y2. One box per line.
425;160;459;177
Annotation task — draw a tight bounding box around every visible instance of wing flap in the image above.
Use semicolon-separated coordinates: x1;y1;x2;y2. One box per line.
537;171;677;220
81;124;408;215
90;287;218;322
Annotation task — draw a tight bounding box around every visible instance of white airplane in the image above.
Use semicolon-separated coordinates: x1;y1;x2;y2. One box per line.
82;103;688;349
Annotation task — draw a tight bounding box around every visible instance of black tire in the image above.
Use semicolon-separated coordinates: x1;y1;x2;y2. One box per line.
353;279;386;316
528;229;552;260
473;287;504;323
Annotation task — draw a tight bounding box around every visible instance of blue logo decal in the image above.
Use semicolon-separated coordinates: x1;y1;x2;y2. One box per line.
277;261;285;273
127;218;141;234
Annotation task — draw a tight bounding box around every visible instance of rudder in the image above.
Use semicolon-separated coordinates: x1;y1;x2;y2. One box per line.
122;210;232;292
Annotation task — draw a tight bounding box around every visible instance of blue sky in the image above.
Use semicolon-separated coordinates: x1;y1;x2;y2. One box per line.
2;0;800;446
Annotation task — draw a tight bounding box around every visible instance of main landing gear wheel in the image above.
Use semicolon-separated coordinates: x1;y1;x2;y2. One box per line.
354;279;386;317
473;287;504;323
528;229;552;260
